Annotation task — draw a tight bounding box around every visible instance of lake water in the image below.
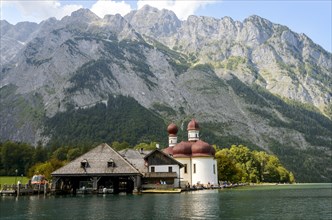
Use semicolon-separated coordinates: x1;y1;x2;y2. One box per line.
1;183;331;220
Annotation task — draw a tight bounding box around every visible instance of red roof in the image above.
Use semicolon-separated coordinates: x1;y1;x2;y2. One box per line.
192;140;215;157
170;140;215;158
172;141;193;158
187;118;199;130
163;146;174;155
167;123;178;135
164;119;215;158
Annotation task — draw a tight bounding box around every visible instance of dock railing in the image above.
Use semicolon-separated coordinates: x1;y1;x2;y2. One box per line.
1;183;49;196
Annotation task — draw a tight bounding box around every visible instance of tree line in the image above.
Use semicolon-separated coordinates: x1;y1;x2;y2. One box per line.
215;145;295;183
0;141;294;183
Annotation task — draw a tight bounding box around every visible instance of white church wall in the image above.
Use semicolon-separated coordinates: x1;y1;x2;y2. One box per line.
174;157;192;185
192;157;218;186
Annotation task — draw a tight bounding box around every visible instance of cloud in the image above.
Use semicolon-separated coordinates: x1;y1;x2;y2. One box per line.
90;0;132;18
1;1;83;23
136;0;216;20
1;0;217;24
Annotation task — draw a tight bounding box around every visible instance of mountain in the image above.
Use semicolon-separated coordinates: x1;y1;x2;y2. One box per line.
0;6;331;182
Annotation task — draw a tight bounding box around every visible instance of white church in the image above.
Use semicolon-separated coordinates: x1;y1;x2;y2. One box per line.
163;119;218;187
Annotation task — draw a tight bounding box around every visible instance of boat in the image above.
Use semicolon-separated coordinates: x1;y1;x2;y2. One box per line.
31;175;48;185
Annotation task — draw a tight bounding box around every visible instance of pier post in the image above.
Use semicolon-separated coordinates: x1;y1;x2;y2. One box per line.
17;183;20;196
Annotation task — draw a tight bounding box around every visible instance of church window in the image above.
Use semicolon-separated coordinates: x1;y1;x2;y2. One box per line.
184;164;187;173
193;164;196;173
151;166;155;172
168;166;172;172
213;164;216;174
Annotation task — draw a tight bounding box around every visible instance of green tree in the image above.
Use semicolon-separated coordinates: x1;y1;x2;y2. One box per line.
134;142;159;150
0;141;34;175
252;150;269;182
216;145;294;183
33;143;48;164
51;146;68;161
67;148;82;161
215;148;243;183
28;158;66;180
112;141;130;151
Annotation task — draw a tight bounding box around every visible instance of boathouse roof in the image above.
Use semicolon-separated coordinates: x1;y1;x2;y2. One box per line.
119;149;150;174
52;143;141;176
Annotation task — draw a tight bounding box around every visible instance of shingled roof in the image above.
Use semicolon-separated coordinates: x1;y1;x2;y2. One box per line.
119;149;151;174
144;149;184;167
52;143;141;176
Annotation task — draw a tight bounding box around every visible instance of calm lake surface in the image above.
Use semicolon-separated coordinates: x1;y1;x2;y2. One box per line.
1;183;331;220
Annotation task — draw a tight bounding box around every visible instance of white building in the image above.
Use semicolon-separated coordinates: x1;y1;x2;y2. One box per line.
163;119;218;187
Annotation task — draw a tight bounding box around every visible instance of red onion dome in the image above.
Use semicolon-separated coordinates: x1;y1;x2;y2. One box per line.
172;141;193;158
192;140;215;157
163;146;173;155
187;118;199;130
167;123;178;135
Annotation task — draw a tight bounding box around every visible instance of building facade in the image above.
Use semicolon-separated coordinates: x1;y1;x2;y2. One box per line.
163;119;218;187
51;144;183;194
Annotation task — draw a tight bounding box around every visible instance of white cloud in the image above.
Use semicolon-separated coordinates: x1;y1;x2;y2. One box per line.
1;1;83;23
0;0;216;24
90;0;132;18
136;0;216;20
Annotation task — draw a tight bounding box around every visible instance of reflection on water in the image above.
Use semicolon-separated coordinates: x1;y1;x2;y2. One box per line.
0;184;331;220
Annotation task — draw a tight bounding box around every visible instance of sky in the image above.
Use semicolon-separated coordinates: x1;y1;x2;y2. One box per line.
0;0;331;52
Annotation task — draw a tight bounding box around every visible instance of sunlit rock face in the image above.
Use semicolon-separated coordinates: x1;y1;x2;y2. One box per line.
0;6;331;168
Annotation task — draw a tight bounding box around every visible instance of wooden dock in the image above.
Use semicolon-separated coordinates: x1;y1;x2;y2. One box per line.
0;184;49;196
142;189;181;193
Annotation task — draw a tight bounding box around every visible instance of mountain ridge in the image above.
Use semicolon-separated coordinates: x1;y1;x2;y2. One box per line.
0;6;331;182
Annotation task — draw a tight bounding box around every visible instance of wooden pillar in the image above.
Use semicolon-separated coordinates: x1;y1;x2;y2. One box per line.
52;177;61;190
130;175;141;193
44;183;48;195
16;183;20;196
92;177;101;191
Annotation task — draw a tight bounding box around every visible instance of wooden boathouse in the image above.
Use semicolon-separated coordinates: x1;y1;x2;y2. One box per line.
51;143;183;194
51;143;142;194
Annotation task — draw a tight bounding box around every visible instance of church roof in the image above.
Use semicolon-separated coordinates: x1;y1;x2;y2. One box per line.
164;140;215;157
172;141;193;158
163;146;174;155
187;118;200;130
192;140;216;157
167;123;178;135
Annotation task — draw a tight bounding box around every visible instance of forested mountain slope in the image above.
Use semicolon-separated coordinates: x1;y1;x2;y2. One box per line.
1;6;331;182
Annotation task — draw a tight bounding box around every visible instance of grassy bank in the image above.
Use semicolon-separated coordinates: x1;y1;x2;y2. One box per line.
0;176;30;186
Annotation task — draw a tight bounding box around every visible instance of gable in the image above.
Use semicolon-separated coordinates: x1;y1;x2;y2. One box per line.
52;143;141;176
145;150;183;167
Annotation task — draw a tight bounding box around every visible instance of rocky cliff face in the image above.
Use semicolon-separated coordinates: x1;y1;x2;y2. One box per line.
1;6;331;181
126;6;331;115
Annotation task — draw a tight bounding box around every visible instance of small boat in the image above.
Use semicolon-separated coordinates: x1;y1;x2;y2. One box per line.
31;175;48;185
